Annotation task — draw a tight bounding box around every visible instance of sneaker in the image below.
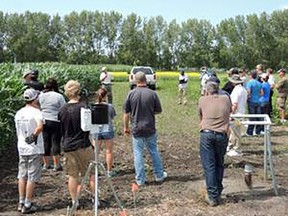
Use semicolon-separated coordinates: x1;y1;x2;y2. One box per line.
242;133;252;137
69;200;79;210
280;119;287;123
53;165;63;172
259;131;265;136
226;149;242;157
21;203;38;214
155;171;167;182
205;195;218;207
17;202;24;212
107;170;117;178
42;164;51;171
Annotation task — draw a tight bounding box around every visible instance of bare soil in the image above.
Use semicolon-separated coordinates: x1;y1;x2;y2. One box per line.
0;125;288;216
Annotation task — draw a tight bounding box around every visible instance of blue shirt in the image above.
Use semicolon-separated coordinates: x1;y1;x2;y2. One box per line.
259;82;271;103
246;79;262;103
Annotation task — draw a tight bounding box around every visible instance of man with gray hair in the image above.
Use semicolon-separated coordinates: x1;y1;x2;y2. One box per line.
123;71;167;186
198;81;232;206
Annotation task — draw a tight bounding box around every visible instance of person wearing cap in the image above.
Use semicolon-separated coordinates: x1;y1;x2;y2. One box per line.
38;78;66;172
178;68;188;104
58;80;95;209
23;69;44;91
200;67;211;96
256;64;264;76
123;71;167;186
245;70;263;136
99;66;113;104
14;88;44;214
198;81;232;206
222;68;239;95
226;74;247;157
275;69;288;123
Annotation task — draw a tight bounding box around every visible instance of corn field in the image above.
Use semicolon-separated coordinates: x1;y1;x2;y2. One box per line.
0;62;206;151
0;62;104;151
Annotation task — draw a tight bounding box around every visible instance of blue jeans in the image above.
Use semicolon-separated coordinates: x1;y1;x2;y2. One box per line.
260;102;269;132
132;133;164;185
200;131;228;201
247;101;262;135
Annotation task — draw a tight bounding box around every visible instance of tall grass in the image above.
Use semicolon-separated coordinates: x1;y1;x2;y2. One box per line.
112;77;202;138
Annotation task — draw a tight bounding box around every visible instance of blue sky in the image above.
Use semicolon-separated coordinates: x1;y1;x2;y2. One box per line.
2;0;288;25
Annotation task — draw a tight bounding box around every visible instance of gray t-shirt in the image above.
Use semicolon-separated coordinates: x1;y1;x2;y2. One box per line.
39;91;66;122
123;87;162;137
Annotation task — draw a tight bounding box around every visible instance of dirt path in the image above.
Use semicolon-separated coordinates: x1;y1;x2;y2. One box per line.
0;126;288;215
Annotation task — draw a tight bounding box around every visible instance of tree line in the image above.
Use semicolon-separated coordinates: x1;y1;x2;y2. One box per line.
0;9;288;70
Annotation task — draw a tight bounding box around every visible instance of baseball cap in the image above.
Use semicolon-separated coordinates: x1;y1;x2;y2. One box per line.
260;73;268;79
23;88;39;101
101;66;107;72
23;70;33;78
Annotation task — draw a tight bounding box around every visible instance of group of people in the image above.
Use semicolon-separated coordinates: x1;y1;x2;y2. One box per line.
15;68;166;214
14;64;288;213
198;64;288;207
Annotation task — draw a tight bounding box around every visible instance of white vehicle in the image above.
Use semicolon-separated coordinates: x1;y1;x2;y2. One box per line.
129;66;157;90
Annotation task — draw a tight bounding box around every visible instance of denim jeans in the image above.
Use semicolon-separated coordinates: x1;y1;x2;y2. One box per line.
247;101;262;135
132;133;164;185
260;102;269;132
200;131;228;201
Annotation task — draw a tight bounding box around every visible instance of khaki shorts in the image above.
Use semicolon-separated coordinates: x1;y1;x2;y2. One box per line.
18;154;42;182
64;147;95;178
277;96;287;110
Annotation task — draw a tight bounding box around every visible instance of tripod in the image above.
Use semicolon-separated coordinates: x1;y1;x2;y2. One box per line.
67;126;125;216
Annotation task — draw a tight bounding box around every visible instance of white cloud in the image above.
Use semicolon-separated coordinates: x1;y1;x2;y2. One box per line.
280;4;288;10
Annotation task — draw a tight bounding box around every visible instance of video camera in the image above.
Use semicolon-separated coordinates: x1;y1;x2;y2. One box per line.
81;103;109;133
80;89;109;133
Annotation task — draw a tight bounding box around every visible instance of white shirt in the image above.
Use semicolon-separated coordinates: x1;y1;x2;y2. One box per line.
39;91;66;122
268;74;275;88
15;106;45;155
178;74;188;89
100;72;113;84
230;84;248;114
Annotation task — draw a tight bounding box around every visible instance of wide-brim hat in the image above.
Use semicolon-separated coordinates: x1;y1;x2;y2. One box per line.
227;68;239;75
228;74;244;84
277;68;286;74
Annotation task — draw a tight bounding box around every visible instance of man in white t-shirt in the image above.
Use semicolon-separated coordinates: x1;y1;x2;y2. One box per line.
15;88;44;214
178;69;188;104
200;67;210;96
227;74;247;157
100;66;113;103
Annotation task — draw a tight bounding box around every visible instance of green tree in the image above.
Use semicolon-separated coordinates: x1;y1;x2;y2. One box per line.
117;13;144;65
103;11;122;64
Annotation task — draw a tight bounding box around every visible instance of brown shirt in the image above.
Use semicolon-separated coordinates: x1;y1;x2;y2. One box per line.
198;94;232;134
276;77;288;97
